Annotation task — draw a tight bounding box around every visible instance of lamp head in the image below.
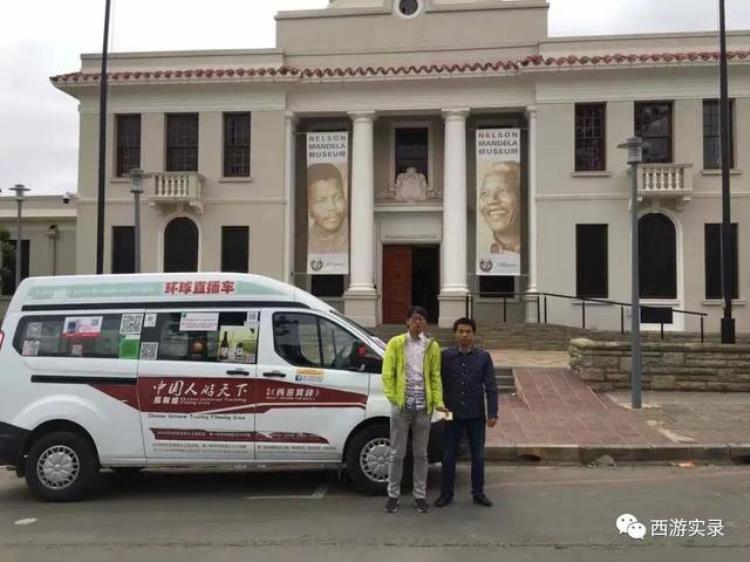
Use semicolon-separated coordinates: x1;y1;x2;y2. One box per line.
617;137;643;165
129;168;150;194
9;184;29;201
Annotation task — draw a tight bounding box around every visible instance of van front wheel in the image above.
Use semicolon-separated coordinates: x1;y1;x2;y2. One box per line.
25;431;100;502
345;424;390;495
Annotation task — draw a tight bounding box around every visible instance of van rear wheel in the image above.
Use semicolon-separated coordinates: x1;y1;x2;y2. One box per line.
25;431;100;502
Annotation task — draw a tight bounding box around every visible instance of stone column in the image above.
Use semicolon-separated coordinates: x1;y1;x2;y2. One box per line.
439;108;470;328
344;111;378;327
525;106;539;322
283;111;297;283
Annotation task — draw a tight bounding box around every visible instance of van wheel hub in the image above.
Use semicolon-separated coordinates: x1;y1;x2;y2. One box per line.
37;446;80;489
360;437;390;483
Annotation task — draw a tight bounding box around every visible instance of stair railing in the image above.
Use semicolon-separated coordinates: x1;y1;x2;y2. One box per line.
465;291;707;343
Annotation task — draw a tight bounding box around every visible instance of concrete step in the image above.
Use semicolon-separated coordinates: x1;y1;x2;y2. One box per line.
495;367;515;394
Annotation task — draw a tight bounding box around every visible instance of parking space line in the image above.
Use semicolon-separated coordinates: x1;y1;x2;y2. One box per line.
244;483;328;501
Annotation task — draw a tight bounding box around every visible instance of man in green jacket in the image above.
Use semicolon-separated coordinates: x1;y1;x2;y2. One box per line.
382;305;447;513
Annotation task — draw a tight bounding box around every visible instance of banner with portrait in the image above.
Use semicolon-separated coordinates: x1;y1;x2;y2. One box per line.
306;132;349;275
475;129;521;276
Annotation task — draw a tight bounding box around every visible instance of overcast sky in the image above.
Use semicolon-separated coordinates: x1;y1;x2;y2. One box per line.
1;0;749;195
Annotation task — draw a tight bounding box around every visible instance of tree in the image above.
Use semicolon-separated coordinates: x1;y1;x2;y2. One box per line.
0;225;15;295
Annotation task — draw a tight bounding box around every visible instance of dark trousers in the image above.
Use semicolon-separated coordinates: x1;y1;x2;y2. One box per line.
440;417;486;499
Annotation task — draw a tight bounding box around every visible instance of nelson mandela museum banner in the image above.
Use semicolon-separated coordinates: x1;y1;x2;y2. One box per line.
476;129;521;276
306;132;349;275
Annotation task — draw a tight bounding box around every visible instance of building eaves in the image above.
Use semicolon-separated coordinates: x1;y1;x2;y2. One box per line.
49;50;750;88
521;50;750;70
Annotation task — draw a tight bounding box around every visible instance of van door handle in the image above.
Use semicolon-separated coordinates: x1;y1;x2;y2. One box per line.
226;369;250;376
263;371;287;379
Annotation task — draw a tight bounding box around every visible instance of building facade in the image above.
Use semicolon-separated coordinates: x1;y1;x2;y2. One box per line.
0;197;77;317
45;0;750;330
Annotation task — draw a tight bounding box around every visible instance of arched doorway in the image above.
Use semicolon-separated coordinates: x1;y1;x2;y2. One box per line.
639;213;677;299
164;217;199;272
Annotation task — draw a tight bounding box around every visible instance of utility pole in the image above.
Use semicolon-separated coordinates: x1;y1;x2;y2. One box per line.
718;0;736;343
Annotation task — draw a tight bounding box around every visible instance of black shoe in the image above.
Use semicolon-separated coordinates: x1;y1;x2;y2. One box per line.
384;497;399;513
414;498;430;513
473;494;493;507
434;495;453;508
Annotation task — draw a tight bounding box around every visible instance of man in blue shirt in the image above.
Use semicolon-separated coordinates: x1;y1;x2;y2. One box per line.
435;317;499;508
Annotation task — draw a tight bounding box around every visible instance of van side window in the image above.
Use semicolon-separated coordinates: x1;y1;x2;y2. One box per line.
144;311;257;364
273;313;381;373
13;314;125;359
272;313;321;367
319;317;358;368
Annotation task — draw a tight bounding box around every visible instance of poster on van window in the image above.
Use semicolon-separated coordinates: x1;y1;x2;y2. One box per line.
179;312;219;332
218;325;258;364
245;310;260;332
476;128;522;276
62;316;103;338
306;132;349;275
22;340;40;357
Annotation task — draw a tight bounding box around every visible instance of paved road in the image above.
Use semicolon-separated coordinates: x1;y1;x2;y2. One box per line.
0;464;748;561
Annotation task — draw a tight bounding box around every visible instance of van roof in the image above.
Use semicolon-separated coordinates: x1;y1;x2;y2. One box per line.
6;273;331;314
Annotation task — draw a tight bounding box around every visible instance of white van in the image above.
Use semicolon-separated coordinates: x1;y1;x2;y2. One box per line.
0;273;443;501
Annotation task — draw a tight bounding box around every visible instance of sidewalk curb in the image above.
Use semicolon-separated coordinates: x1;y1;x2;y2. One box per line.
485;444;750;464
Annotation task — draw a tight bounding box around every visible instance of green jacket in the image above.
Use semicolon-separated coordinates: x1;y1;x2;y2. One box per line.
381;333;444;413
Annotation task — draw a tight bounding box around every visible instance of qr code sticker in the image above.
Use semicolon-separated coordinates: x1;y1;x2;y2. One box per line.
140;342;159;361
120;314;144;336
25;323;43;338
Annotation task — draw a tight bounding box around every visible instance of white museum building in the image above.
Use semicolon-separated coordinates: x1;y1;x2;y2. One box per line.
1;0;749;332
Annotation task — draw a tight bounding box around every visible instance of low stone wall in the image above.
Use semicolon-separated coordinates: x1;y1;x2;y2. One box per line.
569;338;750;392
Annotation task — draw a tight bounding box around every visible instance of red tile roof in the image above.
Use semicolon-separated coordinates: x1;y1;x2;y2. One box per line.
50;50;750;86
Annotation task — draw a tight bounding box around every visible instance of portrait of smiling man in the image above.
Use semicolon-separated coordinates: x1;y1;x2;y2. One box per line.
307;162;348;255
478;161;521;256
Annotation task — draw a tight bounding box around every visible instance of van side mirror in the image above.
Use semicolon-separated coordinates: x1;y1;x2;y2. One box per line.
349;341;382;373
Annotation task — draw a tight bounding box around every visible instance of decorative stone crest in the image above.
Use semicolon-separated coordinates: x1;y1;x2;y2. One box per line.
384;167;440;203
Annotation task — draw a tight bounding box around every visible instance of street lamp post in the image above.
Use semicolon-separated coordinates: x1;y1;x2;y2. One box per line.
719;0;736;344
9;184;30;291
95;0;113;275
47;225;60;277
618;137;643;410
128;169;151;274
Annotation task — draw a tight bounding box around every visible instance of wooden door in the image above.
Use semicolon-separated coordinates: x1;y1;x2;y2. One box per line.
382;246;412;324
